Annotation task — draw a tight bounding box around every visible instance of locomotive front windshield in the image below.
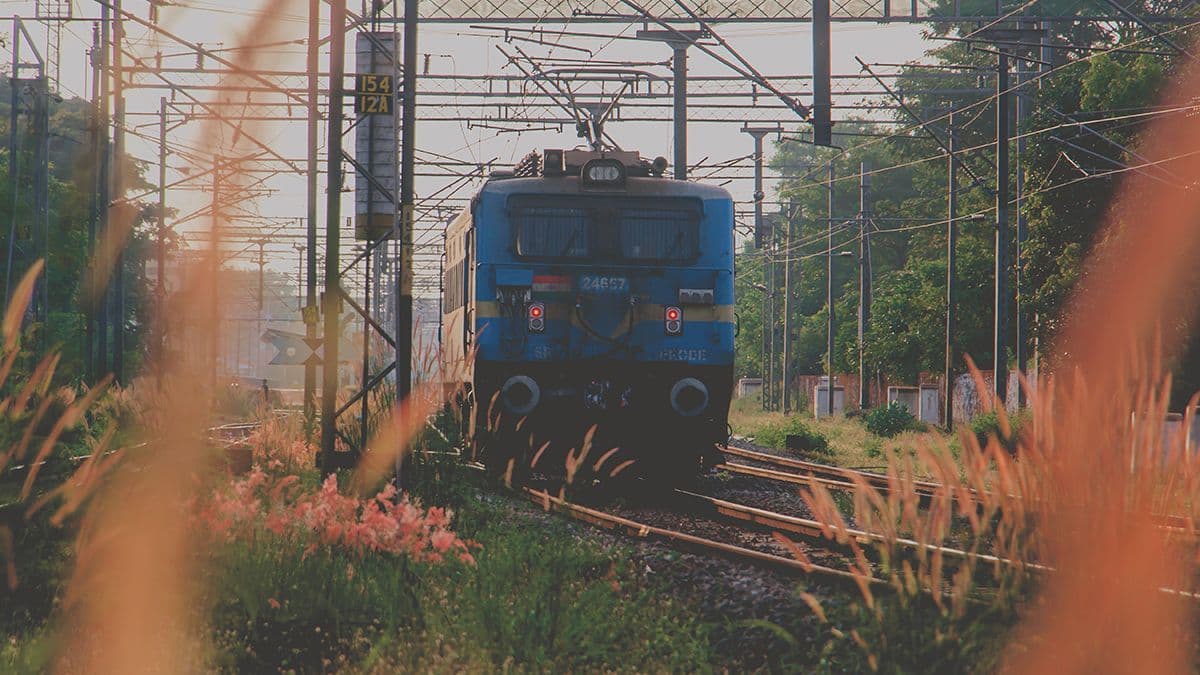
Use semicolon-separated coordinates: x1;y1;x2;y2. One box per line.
510;196;701;262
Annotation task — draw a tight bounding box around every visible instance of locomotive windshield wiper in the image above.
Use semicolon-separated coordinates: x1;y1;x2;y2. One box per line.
558;227;581;257
663;229;685;260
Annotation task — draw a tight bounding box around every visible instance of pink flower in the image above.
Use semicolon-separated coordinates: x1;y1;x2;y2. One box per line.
193;465;479;566
431;530;457;553
264;512;287;536
268;598;281;609
426;507;450;529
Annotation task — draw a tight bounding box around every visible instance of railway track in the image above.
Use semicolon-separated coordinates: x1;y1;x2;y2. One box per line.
720;443;1200;543
519;484;882;587
718;444;942;497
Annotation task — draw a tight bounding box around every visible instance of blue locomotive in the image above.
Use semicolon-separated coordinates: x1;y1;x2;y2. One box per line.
441;148;735;479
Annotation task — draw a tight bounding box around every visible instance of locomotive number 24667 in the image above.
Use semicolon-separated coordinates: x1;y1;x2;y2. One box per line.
579;275;628;293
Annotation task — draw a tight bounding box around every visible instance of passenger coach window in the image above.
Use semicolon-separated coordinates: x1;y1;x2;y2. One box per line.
619;208;699;260
514;206;590;258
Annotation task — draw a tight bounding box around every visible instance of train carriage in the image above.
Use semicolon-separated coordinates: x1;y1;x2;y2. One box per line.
442;148;735;479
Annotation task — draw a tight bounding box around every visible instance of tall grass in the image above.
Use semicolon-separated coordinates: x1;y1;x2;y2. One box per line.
786;351;1200;671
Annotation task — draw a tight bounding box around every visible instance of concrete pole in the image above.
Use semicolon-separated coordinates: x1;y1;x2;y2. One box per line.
672;44;688;180
945;111;958;428
157;97;166;372
993;51;1011;403
112;0;126;384
858;162;870;411
320;0;347;471
397;0;418;399
304;0;320;433
781;204;794;413
826;160;835;418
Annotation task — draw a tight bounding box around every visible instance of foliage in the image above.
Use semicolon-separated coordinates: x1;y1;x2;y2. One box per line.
781;433;1037;672
754;416;831;456
743;23;1196;401
195;467;475;564
0;84;163;382
243;414;314;476
212;381;269;420
197;451;710;671
863;402;918;438
0;265;131;674
200;467;474;671
416;514;709;672
969;408;1030;454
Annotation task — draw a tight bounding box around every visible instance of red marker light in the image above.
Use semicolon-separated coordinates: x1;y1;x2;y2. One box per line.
528;302;546;333
664;306;682;335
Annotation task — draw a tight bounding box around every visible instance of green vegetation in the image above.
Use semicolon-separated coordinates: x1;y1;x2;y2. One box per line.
753;415;831;457
864;402;919;438
736;26;1200;408
0;82;161;381
970;409;1030;454
204;478;711;672
730;398;950;471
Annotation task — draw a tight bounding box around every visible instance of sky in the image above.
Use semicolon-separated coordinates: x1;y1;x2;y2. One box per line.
2;0;933;291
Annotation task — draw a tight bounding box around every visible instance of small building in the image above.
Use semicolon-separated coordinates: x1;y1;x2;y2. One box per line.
887;386;919;414
737;377;763;398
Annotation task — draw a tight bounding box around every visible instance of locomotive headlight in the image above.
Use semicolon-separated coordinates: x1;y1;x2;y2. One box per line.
581;158;626;188
670;378;709;417
527;302;545;333
664;306;682;335
500;375;541;416
588;164;621;182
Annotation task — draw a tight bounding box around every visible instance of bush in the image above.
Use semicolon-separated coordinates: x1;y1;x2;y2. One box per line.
864;402;917;438
756;417;830;457
970;409;1029;453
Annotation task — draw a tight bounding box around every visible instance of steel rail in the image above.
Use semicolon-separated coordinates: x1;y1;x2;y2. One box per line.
721;444;941;496
521;486;881;585
673;491;1200;600
675;489;1025;568
721;445;1200;534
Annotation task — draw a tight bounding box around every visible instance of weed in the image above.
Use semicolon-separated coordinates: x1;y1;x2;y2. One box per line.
755;417;831;456
864;402;918;438
969;409;1029;454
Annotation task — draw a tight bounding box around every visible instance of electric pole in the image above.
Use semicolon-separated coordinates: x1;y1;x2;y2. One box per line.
636;30;702;180
671;42;688;179
812;0;832;145
96;7;110;380
781;202;794;413
86;20;101;382
320;0;347;471
397;0;418;404
858;161;871;412
993;50;1011;404
209;156;221;393
1015;22;1032;404
744;125;782;409
304;0;320;433
112;0;126;384
945;110;958;429
157;96;167;373
826;159;835;418
293;242;306;311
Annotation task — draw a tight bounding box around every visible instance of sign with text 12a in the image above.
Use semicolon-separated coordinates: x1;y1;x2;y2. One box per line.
354;73;393;114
